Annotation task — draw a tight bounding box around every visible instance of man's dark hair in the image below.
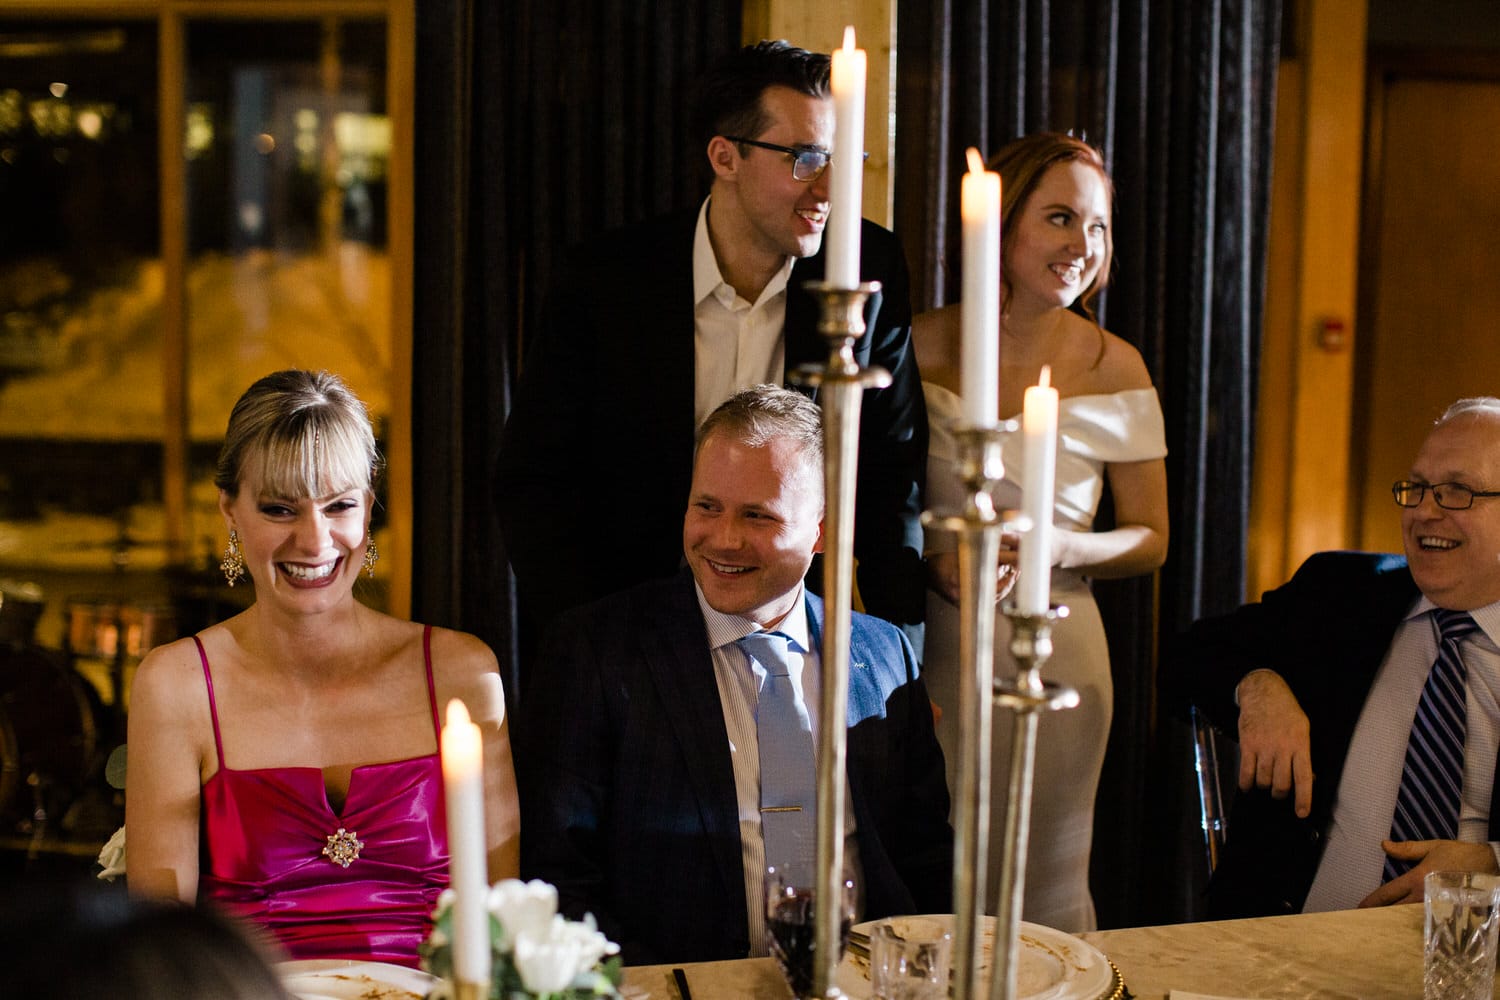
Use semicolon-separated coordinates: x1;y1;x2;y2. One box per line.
692;40;831;148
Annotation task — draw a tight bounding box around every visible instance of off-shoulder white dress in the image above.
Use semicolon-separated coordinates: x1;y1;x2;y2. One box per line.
923;382;1167;932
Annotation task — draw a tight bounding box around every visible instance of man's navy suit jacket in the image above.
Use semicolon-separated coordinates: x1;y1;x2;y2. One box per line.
514;571;953;965
495;209;927;657
1172;550;1500;916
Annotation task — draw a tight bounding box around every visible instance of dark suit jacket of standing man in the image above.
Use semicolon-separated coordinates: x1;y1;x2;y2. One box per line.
495;209;927;670
514;570;954;966
1170;550;1500;917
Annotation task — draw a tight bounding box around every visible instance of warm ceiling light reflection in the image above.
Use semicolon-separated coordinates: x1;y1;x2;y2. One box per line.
185;103;214;158
76;109;103;139
49;81;68;99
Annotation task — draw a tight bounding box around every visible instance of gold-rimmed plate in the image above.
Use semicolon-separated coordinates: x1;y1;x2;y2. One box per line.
839;914;1121;1000
277;959;437;1000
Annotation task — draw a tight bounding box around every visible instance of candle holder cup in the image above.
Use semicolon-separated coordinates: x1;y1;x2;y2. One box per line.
791;278;889;1000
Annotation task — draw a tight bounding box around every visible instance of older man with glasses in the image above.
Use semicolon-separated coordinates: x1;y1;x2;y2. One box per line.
497;40;927;676
1170;396;1500;918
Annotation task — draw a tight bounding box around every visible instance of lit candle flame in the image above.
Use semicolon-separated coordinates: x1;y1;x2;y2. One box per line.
446;697;472;729
966;146;985;174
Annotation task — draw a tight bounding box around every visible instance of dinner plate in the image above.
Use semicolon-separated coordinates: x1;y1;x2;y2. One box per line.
277;959;437;1000
838;914;1120;1000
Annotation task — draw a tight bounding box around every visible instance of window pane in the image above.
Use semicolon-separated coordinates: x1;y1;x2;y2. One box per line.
182;18;392;592
0;20;166;626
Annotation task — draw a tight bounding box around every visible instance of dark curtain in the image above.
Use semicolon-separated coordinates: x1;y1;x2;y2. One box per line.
415;0;1278;928
895;0;1281;926
410;1;741;705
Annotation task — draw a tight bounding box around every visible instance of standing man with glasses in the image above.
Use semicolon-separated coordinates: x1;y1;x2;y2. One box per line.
497;40;927;680
1169;397;1500;917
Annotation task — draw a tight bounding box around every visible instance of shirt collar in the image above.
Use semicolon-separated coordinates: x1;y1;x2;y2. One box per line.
692;197;795;309
691;198;721;307
1406;593;1500;647
694;579;810;654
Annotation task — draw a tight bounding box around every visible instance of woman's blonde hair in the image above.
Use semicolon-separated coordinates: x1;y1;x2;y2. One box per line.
214;370;382;500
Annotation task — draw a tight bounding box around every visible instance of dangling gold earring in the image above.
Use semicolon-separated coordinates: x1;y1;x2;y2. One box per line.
362;531;379;578
221;529;246;587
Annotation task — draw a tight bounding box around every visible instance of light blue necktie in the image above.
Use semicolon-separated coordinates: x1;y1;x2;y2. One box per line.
738;630;817;887
1385;609;1481;881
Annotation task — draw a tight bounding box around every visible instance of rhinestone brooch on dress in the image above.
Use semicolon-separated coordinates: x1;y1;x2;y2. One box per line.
322;827;364;868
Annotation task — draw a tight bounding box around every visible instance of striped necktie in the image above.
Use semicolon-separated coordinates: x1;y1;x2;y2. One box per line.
1385;609;1481;881
737;630;817;887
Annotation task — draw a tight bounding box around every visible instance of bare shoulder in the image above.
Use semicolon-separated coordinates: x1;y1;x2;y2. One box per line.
127;634;215;757
423;625;506;726
131;634;209;707
1081;323;1154;394
423;625;499;671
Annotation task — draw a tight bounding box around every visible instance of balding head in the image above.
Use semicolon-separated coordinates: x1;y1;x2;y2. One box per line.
1401;402;1500;610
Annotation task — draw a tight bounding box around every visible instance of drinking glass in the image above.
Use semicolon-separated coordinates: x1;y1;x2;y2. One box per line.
765;863;857;999
870;917;951;1000
1424;870;1500;1000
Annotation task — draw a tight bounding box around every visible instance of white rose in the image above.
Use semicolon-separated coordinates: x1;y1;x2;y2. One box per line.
512;913;620;994
486;878;558;949
97;825;126;882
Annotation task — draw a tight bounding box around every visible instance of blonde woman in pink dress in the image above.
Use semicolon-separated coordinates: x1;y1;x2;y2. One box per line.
918;133;1169;932
126;370;520;967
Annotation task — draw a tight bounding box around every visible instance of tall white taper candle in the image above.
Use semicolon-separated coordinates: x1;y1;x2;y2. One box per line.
442;698;491;988
1017;366;1058;615
960;147;1001;425
826;26;866;289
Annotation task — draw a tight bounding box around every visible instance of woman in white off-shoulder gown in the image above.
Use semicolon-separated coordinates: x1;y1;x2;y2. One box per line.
916;133;1169;932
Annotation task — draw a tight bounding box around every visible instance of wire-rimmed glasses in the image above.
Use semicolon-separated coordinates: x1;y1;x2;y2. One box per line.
722;136;868;182
1392;480;1500;510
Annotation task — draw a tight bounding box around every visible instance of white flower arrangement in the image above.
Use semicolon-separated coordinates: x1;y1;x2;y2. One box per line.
97;745;130;881
420;879;622;1000
96;824;127;881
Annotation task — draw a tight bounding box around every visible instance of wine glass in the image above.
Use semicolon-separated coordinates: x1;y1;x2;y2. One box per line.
765;863;858;999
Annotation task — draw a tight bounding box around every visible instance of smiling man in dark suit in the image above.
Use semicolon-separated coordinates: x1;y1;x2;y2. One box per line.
1175;397;1500;917
514;386;951;965
496;40;926;674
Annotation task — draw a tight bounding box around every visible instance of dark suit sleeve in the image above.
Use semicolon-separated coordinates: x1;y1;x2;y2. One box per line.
1162;550;1416;917
496;217;697;660
495;260;603;639
1164;551;1411;732
514;610;636;954
894;640;955;911
851;222;929;635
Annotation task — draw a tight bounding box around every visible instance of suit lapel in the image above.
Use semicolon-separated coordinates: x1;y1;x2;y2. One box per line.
642;574;745;901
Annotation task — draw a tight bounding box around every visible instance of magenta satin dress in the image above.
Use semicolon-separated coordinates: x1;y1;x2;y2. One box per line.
195;627;450;968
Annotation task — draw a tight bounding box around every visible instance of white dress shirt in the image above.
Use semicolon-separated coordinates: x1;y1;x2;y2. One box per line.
696;581;860;955
1303;597;1500;911
692;198;795;427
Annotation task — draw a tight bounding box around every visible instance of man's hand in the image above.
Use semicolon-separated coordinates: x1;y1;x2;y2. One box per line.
1236;669;1315;818
1358;840;1500;907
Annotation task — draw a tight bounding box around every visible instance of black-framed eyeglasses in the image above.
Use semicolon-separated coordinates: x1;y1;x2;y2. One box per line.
722;136;868;182
1392;480;1500;510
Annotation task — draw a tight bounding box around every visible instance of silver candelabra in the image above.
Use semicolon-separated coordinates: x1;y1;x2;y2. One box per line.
791;280;888;999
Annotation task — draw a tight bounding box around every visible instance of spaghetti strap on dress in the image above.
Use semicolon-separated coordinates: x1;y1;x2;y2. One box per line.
195;627;449;968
